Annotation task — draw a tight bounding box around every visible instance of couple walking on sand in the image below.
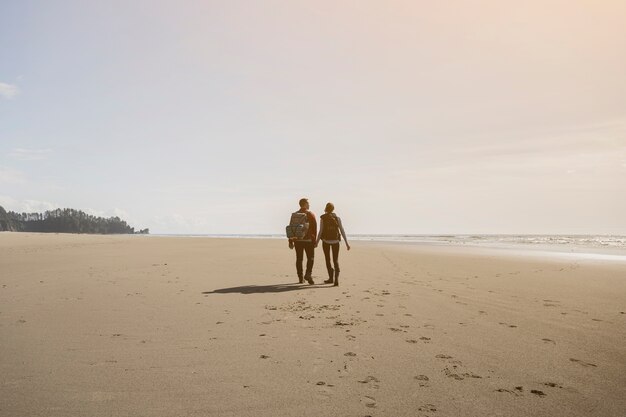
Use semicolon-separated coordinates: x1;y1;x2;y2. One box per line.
288;198;350;286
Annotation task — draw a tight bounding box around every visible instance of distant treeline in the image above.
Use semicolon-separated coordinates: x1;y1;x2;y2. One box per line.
0;206;148;234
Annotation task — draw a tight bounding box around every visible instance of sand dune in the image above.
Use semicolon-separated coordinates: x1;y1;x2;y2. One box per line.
1;233;625;416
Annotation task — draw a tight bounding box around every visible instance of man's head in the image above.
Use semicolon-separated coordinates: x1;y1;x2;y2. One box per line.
299;198;309;210
324;202;334;213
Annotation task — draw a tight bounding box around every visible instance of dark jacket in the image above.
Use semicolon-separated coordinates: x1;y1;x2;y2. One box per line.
297;208;317;242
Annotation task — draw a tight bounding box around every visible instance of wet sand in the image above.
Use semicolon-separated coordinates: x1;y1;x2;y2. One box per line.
1;233;625;416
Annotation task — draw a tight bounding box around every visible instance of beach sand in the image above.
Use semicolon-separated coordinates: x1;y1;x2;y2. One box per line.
1;233;625;417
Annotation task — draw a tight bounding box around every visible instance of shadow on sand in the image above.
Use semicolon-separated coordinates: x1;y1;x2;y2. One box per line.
203;282;330;295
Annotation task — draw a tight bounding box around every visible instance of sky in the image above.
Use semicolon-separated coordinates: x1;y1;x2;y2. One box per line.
1;0;625;235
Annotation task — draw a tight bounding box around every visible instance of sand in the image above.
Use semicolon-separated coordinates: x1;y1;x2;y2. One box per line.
1;233;625;417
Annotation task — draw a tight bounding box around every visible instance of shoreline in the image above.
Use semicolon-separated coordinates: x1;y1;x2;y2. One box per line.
148;233;626;261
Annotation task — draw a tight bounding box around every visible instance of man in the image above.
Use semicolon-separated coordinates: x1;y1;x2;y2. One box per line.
291;198;317;285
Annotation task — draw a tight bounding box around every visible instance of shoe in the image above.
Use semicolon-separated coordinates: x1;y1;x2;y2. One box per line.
298;275;304;284
304;275;314;285
334;269;339;286
324;268;334;284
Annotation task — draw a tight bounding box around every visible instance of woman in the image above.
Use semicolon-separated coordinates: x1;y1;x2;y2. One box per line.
315;202;350;286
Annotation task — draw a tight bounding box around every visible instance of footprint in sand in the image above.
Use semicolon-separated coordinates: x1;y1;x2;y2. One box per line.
437;355;482;380
406;339;418;344
419;337;431;343
570;358;597;367
389;327;405;333
414;375;430;387
530;389;546;397
358;376;380;387
543;382;563;388
443;367;481;380
495;388;515;394
362;395;377;408
344;352;357;357
418;403;437;413
542;338;556;345
314;381;335;398
499;322;518;328
496;386;523;395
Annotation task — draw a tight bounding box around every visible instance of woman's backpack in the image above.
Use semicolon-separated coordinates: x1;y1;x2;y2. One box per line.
321;213;340;241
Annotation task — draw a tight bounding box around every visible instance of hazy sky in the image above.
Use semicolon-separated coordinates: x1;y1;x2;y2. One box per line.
1;1;625;234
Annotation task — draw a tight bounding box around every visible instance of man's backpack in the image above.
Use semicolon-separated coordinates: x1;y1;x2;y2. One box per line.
286;212;309;240
321;213;340;241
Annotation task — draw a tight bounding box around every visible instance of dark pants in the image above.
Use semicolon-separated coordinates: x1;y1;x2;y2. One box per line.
294;241;314;278
322;242;340;278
